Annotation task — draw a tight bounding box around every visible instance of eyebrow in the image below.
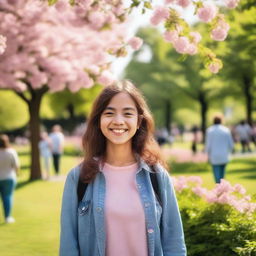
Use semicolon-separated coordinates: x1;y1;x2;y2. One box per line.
104;107;136;112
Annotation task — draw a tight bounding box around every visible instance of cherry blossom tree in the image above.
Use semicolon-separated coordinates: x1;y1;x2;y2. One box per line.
47;0;241;74
0;0;139;180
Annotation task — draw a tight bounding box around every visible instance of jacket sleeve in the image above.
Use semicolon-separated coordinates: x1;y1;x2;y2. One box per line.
159;170;187;256
59;169;80;256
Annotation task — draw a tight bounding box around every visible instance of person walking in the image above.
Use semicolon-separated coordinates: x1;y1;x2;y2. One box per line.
59;80;186;256
49;125;64;175
0;134;19;223
205;115;234;183
39;131;52;180
235;120;252;153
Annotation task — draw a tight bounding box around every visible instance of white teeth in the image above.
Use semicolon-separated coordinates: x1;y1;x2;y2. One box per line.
111;129;126;133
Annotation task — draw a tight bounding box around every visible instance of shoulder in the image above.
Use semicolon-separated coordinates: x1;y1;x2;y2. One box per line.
153;163;171;183
66;164;81;184
6;148;18;157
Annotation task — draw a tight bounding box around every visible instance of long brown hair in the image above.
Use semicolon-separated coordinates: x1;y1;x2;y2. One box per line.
80;80;167;183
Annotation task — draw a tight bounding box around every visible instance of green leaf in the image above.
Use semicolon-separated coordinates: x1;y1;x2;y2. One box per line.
48;0;58;6
69;0;76;6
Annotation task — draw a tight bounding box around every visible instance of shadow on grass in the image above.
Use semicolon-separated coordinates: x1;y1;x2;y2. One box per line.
16;179;37;190
17;151;30;156
20;165;30;171
169;162;211;174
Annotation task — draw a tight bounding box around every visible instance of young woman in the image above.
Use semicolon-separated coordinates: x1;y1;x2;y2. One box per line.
0;134;19;223
60;80;186;256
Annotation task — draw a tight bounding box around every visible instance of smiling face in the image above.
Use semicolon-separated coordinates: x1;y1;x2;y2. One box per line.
100;92;140;148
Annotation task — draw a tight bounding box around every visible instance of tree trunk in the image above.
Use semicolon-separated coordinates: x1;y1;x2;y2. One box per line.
243;75;253;125
28;92;43;180
16;86;48;180
199;93;208;143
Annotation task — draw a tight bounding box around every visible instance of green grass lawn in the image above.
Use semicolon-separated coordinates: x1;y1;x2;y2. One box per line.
0;145;255;255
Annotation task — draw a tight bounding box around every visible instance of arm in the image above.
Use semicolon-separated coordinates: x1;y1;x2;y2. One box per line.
160;171;187;256
59;170;80;256
10;148;20;176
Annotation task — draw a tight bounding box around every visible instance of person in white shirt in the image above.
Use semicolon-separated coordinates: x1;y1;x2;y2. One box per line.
49;125;64;175
205;115;234;183
235;120;252;153
39;132;52;179
0;134;19;223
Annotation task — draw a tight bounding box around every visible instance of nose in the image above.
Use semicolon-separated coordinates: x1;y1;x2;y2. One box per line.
112;114;125;125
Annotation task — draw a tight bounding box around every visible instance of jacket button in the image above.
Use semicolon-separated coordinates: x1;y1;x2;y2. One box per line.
145;203;150;207
148;228;154;233
96;207;102;212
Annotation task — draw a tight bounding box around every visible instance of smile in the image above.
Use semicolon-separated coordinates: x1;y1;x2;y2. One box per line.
109;128;128;135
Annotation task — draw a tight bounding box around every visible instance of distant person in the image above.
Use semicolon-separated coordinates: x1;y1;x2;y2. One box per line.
191;125;199;154
0;134;19;223
250;122;256;149
39;132;52;180
205;115;234;183
49;125;64;175
235;120;252;153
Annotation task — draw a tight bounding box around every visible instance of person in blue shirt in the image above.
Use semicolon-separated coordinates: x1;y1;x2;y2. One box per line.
206;114;234;183
60;80;186;256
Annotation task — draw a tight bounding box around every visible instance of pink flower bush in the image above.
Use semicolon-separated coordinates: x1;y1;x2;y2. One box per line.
197;3;218;23
189;32;202;44
0;35;6;54
173;176;256;214
128;37;143;50
150;6;170;26
173;36;190;54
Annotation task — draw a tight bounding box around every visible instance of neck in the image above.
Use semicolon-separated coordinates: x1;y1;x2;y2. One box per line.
104;143;136;166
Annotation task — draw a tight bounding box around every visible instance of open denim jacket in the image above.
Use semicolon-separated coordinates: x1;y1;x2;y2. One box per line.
59;158;187;256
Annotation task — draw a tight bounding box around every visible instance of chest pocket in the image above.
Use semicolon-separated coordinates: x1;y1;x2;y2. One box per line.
78;200;92;235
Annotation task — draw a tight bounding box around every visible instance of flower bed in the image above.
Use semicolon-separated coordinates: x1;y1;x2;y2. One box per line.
173;176;256;256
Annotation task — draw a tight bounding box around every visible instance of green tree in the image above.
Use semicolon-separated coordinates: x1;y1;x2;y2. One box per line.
218;3;256;124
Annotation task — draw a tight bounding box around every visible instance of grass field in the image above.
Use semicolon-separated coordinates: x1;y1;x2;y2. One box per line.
0;144;255;255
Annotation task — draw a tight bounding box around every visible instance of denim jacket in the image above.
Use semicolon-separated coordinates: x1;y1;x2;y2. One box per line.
59;158;187;256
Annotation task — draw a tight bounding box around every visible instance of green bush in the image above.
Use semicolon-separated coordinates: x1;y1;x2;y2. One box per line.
177;190;256;256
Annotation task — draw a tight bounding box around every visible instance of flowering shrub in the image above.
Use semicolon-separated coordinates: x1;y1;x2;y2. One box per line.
173;176;256;255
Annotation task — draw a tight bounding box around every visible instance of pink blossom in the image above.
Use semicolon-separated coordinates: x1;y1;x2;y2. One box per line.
233;184;246;195
208;62;221;74
187;176;203;185
55;0;68;12
88;11;106;30
197;3;218;23
97;71;115;86
186;43;197;55
211;21;230;41
150;6;170;26
205;191;218;203
128;37;143;50
192;186;207;197
164;30;179;43
173;36;190;54
190;32;202;44
0;35;6;55
225;0;240;9
218;193;230;204
177;0;191;8
165;0;176;3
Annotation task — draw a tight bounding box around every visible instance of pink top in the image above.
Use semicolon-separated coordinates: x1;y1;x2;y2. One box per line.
102;162;148;256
